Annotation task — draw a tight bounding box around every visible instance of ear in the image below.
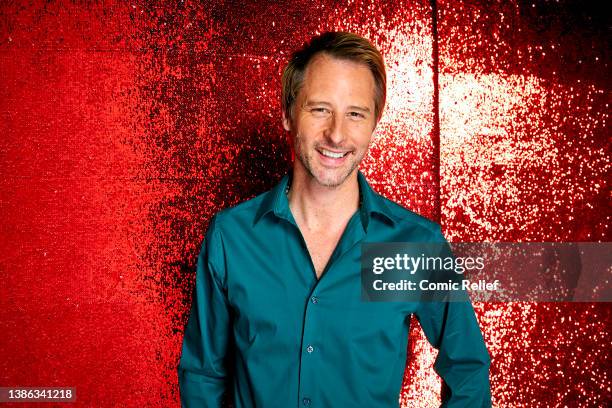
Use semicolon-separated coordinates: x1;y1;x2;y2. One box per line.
282;109;291;132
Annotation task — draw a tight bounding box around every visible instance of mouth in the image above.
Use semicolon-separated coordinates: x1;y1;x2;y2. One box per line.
316;148;351;166
319;148;349;158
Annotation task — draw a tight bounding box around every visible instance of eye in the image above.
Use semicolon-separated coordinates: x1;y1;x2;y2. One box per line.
348;111;365;119
310;107;331;117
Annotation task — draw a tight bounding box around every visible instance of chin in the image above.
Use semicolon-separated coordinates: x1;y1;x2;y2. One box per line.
296;150;358;187
311;167;353;188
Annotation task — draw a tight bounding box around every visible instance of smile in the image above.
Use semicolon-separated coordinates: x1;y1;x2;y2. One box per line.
318;148;349;159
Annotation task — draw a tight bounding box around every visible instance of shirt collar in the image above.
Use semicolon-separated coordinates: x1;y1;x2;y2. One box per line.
253;170;397;230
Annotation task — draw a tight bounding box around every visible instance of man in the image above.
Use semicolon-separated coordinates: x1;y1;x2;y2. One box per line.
178;31;491;407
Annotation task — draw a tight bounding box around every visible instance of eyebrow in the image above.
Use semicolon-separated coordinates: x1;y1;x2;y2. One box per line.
304;100;371;113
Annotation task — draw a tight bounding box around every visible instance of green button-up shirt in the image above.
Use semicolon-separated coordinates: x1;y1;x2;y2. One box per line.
178;171;491;407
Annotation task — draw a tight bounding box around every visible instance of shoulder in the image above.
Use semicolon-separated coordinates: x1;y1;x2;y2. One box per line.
377;194;445;241
207;187;273;233
201;189;272;282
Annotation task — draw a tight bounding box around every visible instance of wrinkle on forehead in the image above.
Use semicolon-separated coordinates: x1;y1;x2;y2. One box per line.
298;53;376;112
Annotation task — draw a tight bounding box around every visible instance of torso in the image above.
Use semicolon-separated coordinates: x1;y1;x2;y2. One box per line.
286;175;359;280
300;226;346;279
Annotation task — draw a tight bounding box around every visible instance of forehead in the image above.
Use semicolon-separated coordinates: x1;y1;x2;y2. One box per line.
299;53;375;105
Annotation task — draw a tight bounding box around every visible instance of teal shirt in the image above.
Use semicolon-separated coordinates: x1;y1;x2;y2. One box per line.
178;171;491;407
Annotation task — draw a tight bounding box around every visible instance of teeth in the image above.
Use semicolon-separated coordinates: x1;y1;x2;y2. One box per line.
320;149;346;159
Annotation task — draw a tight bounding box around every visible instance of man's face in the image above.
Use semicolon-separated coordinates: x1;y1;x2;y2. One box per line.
283;53;378;188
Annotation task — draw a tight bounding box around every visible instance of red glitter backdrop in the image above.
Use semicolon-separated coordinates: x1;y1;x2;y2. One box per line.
0;0;609;406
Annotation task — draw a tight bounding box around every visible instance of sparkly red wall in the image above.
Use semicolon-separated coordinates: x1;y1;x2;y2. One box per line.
0;1;609;407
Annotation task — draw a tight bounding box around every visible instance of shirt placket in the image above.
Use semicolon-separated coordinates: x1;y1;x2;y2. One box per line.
287;212;364;408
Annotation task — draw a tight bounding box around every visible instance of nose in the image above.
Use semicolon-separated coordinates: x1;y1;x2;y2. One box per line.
323;113;346;146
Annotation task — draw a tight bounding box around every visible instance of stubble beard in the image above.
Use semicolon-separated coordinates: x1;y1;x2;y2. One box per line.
294;133;361;188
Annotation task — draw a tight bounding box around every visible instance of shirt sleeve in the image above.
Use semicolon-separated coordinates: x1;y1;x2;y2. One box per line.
178;215;231;407
414;228;492;407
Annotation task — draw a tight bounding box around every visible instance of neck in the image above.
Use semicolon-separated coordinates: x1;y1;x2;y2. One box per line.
287;165;360;232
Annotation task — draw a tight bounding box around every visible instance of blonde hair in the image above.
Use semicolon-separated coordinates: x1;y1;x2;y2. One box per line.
281;31;386;123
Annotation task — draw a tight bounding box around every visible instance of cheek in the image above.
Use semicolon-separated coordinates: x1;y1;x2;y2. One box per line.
293;132;312;154
350;126;374;147
294;117;320;138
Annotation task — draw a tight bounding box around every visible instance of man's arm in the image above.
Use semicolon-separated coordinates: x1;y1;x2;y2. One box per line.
178;215;231;407
414;228;492;407
415;297;492;407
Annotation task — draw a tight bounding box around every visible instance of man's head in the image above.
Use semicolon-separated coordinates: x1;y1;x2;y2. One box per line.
281;32;387;188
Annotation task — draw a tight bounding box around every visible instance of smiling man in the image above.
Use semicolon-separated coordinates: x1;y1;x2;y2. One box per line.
178;32;491;407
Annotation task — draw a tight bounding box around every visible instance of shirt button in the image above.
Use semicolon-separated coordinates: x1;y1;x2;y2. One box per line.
302;397;311;406
311;296;319;304
306;345;314;353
